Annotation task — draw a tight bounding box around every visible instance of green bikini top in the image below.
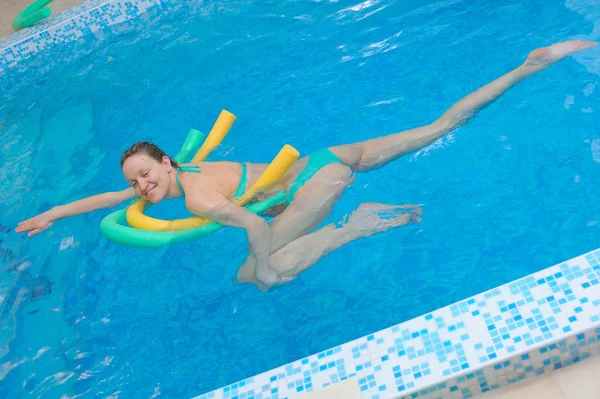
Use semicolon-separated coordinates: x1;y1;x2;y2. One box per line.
175;165;200;196
175;163;248;199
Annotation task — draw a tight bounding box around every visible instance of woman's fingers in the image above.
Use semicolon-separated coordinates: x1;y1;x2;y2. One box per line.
16;220;35;232
28;228;43;237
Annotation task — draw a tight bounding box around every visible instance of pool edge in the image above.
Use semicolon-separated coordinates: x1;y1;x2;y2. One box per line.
192;248;600;399
0;0;164;75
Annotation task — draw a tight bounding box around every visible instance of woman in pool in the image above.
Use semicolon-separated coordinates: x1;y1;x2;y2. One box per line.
17;40;596;290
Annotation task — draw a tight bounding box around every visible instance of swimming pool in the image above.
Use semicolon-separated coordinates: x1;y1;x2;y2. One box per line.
1;0;599;397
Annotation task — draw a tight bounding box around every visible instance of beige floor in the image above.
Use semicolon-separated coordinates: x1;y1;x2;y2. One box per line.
481;355;600;399
0;0;86;40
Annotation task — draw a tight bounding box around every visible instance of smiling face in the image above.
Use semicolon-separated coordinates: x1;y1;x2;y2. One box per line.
122;151;174;203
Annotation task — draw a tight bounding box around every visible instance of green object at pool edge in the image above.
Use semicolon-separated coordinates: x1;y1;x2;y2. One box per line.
12;0;53;30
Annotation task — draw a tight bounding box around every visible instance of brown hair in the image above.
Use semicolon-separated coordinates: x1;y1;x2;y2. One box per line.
120;141;179;168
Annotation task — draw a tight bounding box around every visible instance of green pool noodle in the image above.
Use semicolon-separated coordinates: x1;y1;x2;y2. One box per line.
13;0;53;30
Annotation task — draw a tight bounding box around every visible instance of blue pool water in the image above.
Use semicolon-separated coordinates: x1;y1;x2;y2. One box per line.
1;0;599;397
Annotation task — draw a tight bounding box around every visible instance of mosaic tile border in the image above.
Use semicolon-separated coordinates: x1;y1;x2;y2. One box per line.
0;0;163;73
193;249;600;399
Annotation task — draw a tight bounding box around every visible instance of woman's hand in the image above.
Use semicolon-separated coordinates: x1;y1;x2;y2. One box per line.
186;191;281;291
15;189;135;237
16;209;57;236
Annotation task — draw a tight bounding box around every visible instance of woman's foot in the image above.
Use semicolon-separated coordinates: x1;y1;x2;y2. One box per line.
255;265;281;291
524;40;597;71
344;202;422;239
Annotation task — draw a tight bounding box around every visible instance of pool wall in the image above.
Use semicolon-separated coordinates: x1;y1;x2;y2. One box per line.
2;2;600;398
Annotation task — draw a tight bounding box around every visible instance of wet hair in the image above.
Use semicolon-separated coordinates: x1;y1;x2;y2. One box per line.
120;141;179;169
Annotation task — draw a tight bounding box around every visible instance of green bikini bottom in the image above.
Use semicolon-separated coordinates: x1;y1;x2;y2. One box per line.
286;148;343;203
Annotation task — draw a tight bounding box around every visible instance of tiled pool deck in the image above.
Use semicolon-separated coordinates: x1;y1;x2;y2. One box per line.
0;0;161;74
2;1;598;398
1;0;86;40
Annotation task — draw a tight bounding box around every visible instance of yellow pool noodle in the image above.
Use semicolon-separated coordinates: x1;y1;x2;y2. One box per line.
235;144;300;206
192;109;236;163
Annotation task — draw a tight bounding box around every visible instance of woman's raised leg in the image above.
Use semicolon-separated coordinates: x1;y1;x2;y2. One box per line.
329;40;596;172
